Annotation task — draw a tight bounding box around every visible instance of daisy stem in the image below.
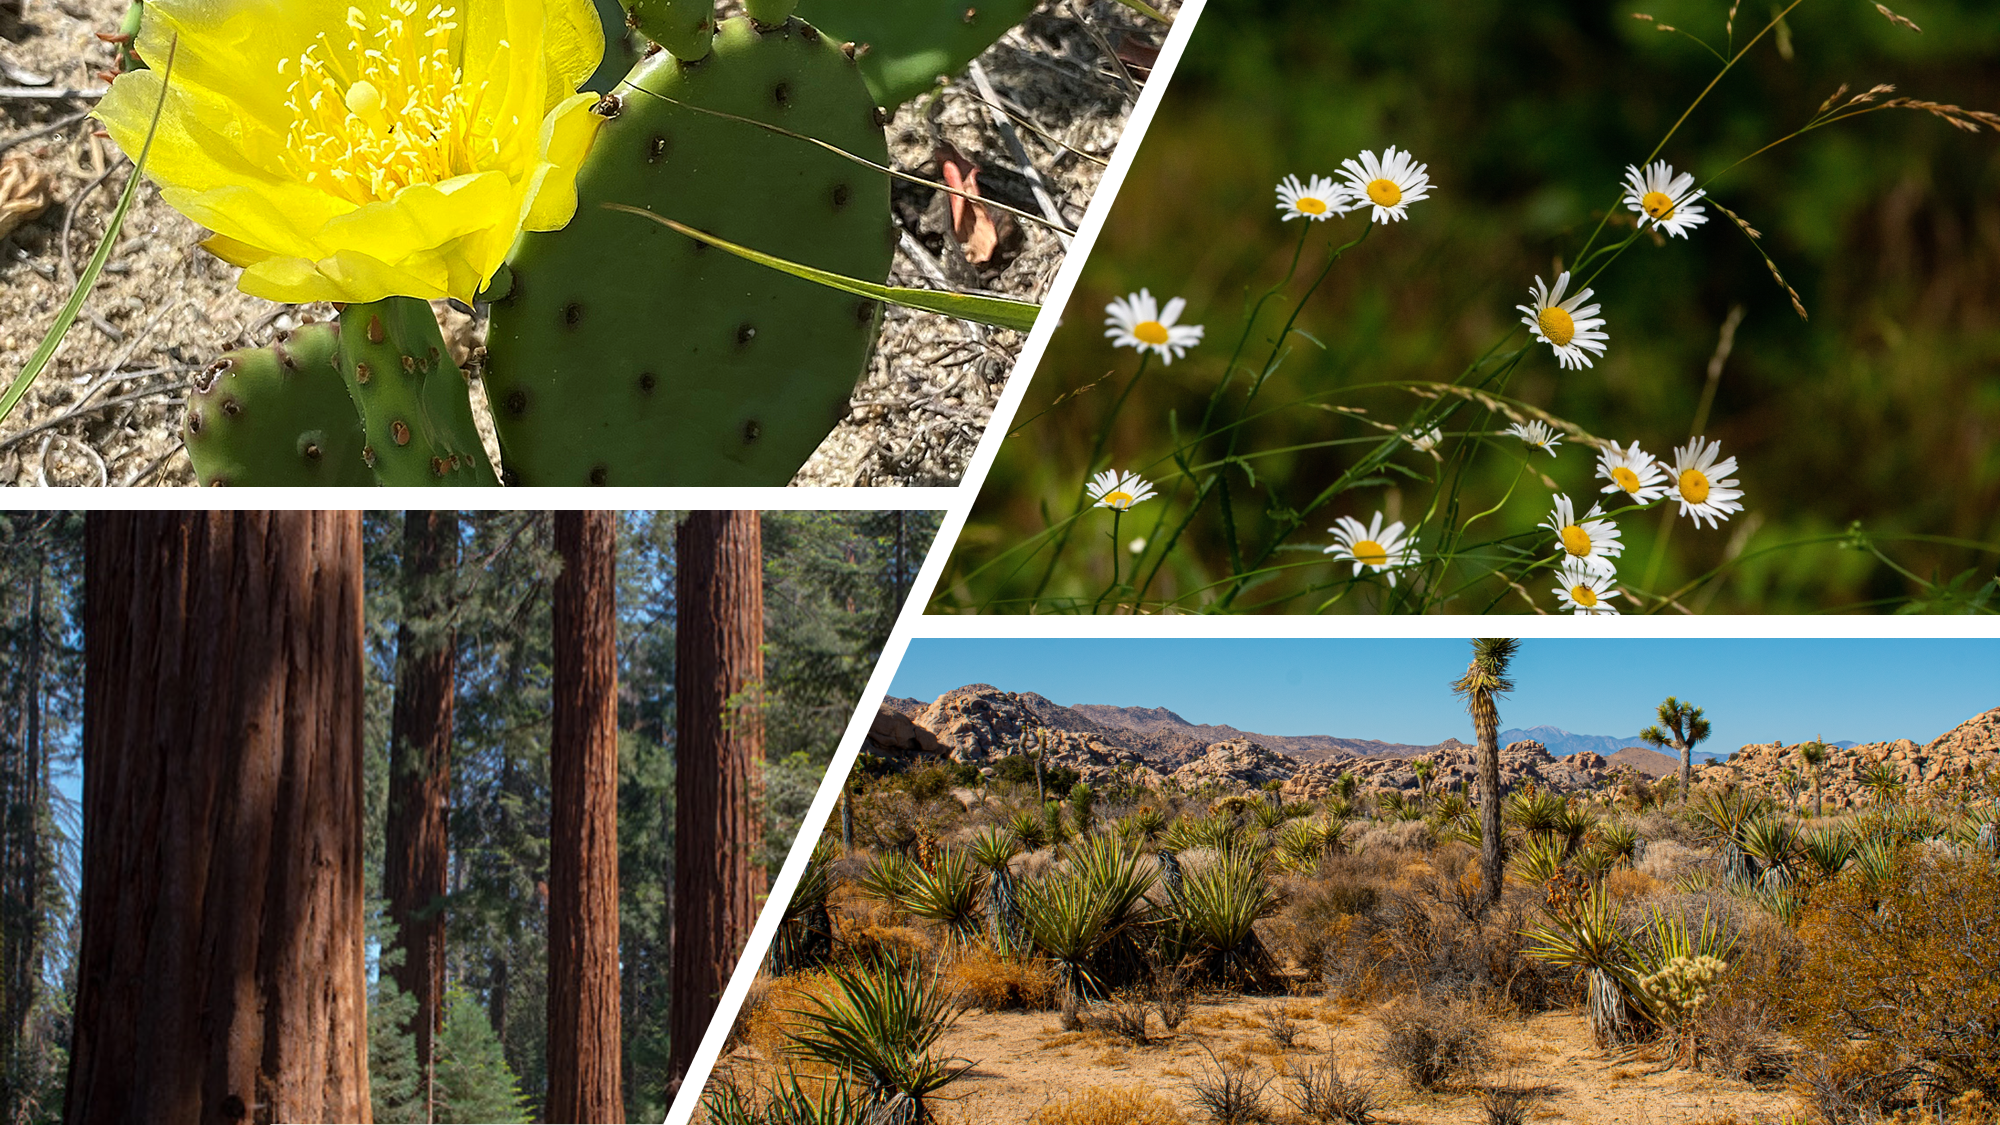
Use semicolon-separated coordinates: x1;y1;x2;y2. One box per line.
1092;509;1124;614
1199;222;1314;437
1031;353;1153;603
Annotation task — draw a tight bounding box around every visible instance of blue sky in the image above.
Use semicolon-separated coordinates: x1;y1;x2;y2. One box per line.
887;639;2000;750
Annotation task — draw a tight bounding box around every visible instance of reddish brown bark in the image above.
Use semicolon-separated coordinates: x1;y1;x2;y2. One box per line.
67;512;369;1125
384;510;457;1116
547;511;623;1123
668;511;765;1090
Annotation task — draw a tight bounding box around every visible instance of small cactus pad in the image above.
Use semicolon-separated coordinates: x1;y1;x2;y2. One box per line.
334;298;499;487
183;323;373;487
623;0;716;60
794;0;1042;109
486;16;894;486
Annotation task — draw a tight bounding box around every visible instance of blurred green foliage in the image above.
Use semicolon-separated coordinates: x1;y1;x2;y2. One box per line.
940;0;2000;613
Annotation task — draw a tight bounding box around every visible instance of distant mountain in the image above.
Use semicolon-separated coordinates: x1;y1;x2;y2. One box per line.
1068;702;1440;761
1500;726;1654;758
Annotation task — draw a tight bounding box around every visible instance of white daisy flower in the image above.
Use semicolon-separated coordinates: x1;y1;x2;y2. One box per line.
1664;437;1745;529
1337;146;1433;223
1104;289;1205;364
1622;161;1709;239
1408;425;1442;453
1323;511;1420;587
1275;174;1351;222
1595;440;1669;503
1505;420;1563;457
1087;469;1157;511
1553;561;1621;615
1517;272;1610;370
1541;493;1623;578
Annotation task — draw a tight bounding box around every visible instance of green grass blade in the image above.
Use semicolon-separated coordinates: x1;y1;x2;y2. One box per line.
1112;0;1169;20
1;37;176;428
605;205;1044;333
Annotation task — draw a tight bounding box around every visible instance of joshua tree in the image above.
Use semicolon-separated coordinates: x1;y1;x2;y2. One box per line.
1412;758;1437;806
1862;761;1906;806
1640;697;1711;804
1452;637;1520;910
1800;738;1829;817
1027;726;1050;804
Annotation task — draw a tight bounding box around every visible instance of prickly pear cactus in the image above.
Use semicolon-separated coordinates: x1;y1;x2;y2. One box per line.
793;0;1042;109
484;16;894;486
334;298;498;486
743;0;797;24
623;0;716;60
183;322;374;487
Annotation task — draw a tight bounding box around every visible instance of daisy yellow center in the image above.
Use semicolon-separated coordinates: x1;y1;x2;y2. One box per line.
1351;539;1390;568
1366;179;1402;207
1570;584;1599;608
1296;196;1329;215
1559;524;1593;557
1641;190;1676;220
1102;491;1134;509
1538;306;1577;347
282;0;494;206
1678;468;1711;504
1133;320;1171;346
1611;466;1641;493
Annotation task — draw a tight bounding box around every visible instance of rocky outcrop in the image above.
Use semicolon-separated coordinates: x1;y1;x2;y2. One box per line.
1279;739;1617;800
1693;706;2000;810
1169;739;1300;791
866;708;945;762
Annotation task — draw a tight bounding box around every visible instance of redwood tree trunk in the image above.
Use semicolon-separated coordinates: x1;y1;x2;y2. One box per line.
547;512;623;1123
668;511;765;1091
67;512;369;1125
384;510;457;1119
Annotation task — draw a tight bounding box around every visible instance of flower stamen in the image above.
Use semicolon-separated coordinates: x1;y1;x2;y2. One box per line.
1538;306;1576;347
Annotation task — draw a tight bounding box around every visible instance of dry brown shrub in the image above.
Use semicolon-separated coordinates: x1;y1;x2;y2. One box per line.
1027;1085;1192;1125
737;971;846;1066
945;946;1059;1011
845;923;933;965
1264;871;1381;972
1604;866;1662;901
1373;993;1494;1090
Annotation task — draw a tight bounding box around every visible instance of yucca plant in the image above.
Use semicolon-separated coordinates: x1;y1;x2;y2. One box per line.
1861;761;1908;806
1132;806;1168;842
1008;809;1050;852
900;846;986;948
1064;834;1158;986
1274;818;1329;874
1042;799;1072;849
1590;820;1640;865
967;827;1024;955
1161;846;1281;987
785;954;973;1124
1509;834;1568;885
1738;816;1803;886
1164;812;1238;852
1521;885;1647;1046
858;851;920;911
1017;870;1119;1001
1553;802;1599;857
1571;845;1618;884
755;1069;869;1125
1505;789;1566;838
772;838;840;975
1799;825;1853;881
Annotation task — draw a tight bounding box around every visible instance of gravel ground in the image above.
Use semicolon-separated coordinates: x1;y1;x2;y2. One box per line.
0;0;1179;487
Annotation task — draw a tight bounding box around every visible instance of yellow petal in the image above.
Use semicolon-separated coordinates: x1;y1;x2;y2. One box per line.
521;92;605;231
540;0;606;108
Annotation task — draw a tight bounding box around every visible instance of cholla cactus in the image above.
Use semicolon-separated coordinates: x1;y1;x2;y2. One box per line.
1636;953;1730;1026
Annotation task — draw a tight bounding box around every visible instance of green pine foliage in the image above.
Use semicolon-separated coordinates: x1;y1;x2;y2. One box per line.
434;985;531;1123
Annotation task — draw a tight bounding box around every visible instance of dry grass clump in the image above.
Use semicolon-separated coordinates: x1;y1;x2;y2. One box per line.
1188;1047;1273;1124
1479;1083;1542;1125
945;945;1059;1012
1084;992;1154;1044
1373;992;1495;1090
735;971;848;1067
1282;1055;1377;1123
1028;1086;1192;1125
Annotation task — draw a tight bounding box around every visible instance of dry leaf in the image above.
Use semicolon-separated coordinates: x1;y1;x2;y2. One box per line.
0;154;55;241
936;144;998;265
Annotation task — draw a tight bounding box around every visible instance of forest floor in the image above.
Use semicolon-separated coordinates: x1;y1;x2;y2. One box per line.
724;992;1800;1125
0;0;1177;485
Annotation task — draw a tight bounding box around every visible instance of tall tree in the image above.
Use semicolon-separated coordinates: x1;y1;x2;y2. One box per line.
385;510;459;1120
67;512;370;1124
1801;737;1829;818
668;511;765;1092
1451;637;1519;911
1640;696;1711;804
546;512;622;1123
1;542;44;1119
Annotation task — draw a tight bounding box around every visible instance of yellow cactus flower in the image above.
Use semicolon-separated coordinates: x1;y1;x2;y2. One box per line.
95;0;606;304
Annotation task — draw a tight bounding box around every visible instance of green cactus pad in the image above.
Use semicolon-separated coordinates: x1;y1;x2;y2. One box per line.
485;16;894;486
743;0;798;25
333;298;498;487
183;322;374;487
794;0;1042;109
624;0;715;60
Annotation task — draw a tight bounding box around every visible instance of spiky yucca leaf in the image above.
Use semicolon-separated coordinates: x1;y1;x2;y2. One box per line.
1738;817;1802;876
967;826;1020;871
1801;826;1854;879
901;847;985;945
1063;833;1156;935
1510;834;1568;885
1008;809;1050;851
858;851;920;908
1505;790;1567;836
1164;847;1281;983
1017;871;1117;998
785;954;972;1118
1591;820;1640;863
772;838;841;974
